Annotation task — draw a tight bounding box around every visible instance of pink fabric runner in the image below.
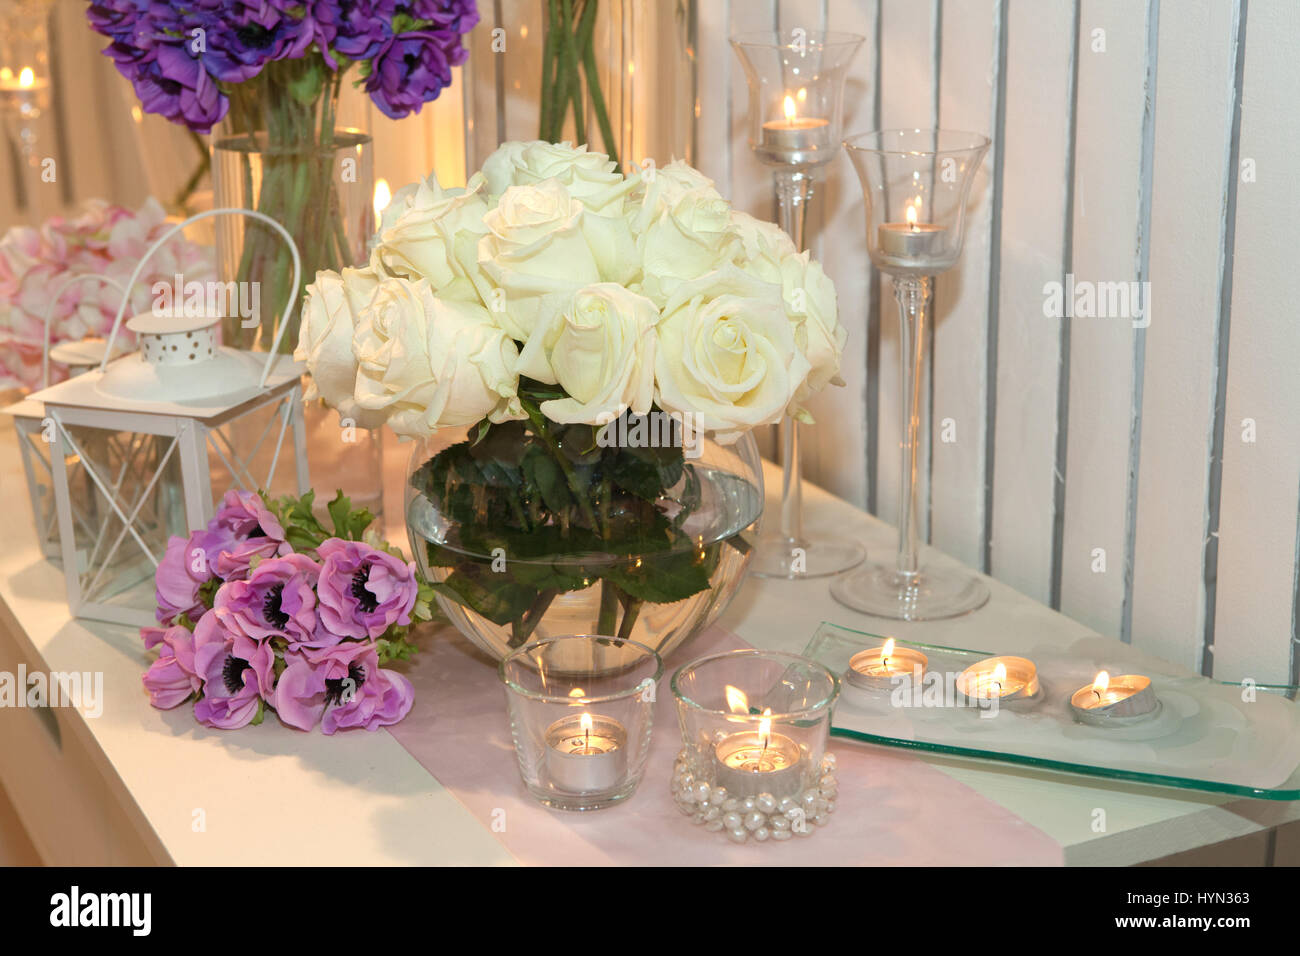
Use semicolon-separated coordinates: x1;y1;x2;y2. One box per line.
386;625;1063;865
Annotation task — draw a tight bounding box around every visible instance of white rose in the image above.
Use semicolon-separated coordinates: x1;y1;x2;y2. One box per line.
520;284;659;426
781;251;846;395
631;160;721;232
478;179;602;341
375;177;425;238
371;173;491;303
732;210;797;284
482;140;631;212
296;267;388;429
638;187;741;306
654;267;811;443
352;277;520;438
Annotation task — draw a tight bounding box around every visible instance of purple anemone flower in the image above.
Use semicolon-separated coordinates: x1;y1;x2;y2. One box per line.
155;532;212;625
305;641;414;734
202;489;289;580
141;624;201;709
192;612;276;729
316;538;418;640
364;31;454;119
213;552;327;648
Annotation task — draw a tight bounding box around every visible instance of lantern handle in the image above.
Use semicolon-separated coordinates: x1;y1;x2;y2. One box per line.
42;273;129;389
98;207;302;389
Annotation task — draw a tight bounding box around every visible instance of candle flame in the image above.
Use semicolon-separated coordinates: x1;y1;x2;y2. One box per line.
783;95;797;122
758;707;772;749
881;638;895;660
569;688;585;698
993;662;1007;683
580;712;593;734
1092;671;1110;695
725;685;749;715
905;201;919;227
373;178;392;221
796;87;807;103
19;67;34;89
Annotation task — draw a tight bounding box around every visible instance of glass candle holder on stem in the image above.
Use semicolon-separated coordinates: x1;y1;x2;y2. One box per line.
671;649;839;844
500;635;662;811
731;30;866;580
837;129;991;620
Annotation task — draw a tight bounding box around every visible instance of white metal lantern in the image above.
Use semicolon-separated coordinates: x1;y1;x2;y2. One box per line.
26;209;311;627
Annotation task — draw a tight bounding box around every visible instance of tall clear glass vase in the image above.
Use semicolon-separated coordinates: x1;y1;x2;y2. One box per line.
462;0;697;173
211;60;383;517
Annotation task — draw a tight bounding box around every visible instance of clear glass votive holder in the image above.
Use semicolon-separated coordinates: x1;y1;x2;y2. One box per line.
671;649;840;844
500;635;662;812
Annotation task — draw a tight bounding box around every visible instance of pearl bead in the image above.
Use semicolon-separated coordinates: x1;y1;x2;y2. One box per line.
741;797;757;812
822;753;837;770
710;786;729;806
772;828;793;841
825;800;837;814
743;811;765;831
693;782;711;803
785;807;806;823
755;793;778;814
754;827;771;842
680;773;695;788
813;812;830;827
771;815;791;831
795;822;816;837
705;818;724;832
778;796;797;814
726;827;748;844
723;798;740;812
820;774;836;790
722;812;742;831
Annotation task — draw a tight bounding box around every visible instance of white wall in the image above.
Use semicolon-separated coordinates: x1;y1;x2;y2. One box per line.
691;0;1297;685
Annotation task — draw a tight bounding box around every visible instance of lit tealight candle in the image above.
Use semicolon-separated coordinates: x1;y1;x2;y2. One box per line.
714;690;805;798
1069;671;1159;726
877;199;948;261
846;638;929;691
757;93;831;163
956;655;1040;702
544;711;627;793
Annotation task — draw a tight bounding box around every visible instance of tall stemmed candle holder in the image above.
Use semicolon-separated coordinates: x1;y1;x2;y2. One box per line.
837;129;991;620
732;30;866;579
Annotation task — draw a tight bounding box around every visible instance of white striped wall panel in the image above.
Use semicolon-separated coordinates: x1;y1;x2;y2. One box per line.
1128;0;1241;674
932;0;1001;571
988;0;1075;606
1211;0;1300;684
1056;0;1156;642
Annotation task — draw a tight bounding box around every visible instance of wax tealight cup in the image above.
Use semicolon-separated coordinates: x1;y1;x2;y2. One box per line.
955;655;1040;703
846;638;929;692
672;650;839;844
500;635;661;811
1069;672;1160;727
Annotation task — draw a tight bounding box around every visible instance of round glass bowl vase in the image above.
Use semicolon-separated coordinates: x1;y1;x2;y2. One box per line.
671;650;840;844
500;635;663;811
405;421;764;664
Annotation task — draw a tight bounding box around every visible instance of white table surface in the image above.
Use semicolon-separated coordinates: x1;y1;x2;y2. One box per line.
1;421;1296;866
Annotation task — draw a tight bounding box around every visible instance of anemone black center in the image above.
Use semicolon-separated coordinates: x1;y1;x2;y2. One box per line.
263;583;290;629
324;662;367;705
248;525;267;539
222;655;249;694
235;25;274;51
350;566;379;613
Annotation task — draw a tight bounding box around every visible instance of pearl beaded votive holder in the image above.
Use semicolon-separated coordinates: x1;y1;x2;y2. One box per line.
670;649;839;844
500;635;662;812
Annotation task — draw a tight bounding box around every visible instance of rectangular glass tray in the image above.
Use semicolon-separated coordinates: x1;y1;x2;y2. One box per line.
804;622;1300;800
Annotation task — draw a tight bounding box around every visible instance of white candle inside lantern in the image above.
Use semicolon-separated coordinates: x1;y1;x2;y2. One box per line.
544;712;627;793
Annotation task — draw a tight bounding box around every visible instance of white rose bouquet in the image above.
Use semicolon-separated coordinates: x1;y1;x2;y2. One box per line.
298;141;846;648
